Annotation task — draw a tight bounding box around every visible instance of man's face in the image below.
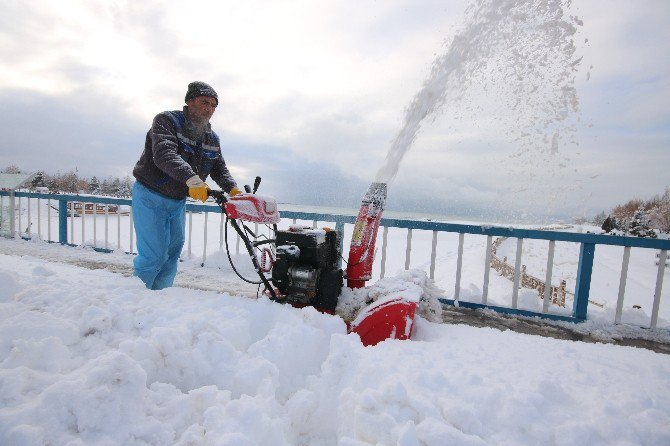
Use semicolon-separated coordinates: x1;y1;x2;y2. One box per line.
187;96;218;124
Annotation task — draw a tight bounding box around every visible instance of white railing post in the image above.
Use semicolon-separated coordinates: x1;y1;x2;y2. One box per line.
650;250;667;329
187;211;193;258
81;201;86;244
181;210;187;261
482;235;492;304
104;206;109;250
543;240;556;313
9;193;16;236
202;212;209;265
47;198;52;241
37;198;41;238
129;211;134;254
454;233;464;302
93;205;97;248
17;196;22;236
380;226;388;279
614;246;631;324
404;228;413;270
70;201;75;244
219;213;224;251
117;208;121;250
11;193;17;236
26;197;31;236
429;230;438;280
512;238;524;309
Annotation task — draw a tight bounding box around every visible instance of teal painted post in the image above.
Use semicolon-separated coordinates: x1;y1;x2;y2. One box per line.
58;199;68;244
573;242;595;320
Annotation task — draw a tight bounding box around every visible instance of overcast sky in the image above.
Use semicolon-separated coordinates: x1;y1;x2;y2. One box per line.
1;0;668;223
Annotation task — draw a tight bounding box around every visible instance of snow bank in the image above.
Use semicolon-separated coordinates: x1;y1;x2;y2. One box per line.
1;253;669;445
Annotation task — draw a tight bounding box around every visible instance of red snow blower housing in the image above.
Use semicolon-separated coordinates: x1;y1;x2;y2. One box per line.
209;177;416;346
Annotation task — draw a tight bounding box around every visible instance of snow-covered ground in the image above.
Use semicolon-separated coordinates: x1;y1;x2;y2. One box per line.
1;198;670;445
1;248;669;445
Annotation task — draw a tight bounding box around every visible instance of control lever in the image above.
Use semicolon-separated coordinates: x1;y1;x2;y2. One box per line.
207;189;227;205
253;176;261;194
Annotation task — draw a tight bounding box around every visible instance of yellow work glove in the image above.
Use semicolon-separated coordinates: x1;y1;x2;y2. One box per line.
229;187;242;197
186;175;210;202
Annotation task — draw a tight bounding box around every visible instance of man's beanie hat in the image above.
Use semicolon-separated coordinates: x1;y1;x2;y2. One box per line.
185;81;218;104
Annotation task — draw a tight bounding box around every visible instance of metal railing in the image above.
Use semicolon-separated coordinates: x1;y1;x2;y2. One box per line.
2;190;668;327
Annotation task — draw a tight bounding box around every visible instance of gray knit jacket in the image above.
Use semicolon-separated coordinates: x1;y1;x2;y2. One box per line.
132;108;237;200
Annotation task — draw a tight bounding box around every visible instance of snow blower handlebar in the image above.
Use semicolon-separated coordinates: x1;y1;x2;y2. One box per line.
208;176;262;204
206;178;280;300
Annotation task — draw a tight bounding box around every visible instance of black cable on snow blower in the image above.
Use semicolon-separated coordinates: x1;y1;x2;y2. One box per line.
224;215;278;299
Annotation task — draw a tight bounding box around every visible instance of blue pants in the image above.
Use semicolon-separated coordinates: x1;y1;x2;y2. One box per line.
132;182;186;290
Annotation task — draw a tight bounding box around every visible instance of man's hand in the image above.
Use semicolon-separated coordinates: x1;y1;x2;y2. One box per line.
229;187;242;197
186;175;210;202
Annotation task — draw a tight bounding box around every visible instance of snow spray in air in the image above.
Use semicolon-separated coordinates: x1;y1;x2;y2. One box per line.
348;0;583;286
375;0;584;192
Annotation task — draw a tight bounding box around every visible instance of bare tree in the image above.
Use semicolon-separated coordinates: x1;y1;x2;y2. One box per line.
648;187;670;233
1;164;22;174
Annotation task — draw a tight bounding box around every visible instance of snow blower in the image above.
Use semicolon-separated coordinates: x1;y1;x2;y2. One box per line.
209;178;416;346
344;182;417;346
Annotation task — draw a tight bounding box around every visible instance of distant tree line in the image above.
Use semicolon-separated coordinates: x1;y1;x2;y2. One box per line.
585;186;670;237
2;164;134;198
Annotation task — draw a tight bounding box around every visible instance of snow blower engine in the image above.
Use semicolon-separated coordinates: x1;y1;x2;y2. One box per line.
272;226;343;312
208;177;343;313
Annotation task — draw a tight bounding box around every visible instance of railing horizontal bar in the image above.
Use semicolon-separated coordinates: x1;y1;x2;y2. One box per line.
10;192;131;205
438;298;579;323
21;237;123;254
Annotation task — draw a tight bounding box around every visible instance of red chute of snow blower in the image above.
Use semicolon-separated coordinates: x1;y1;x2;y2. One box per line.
346;182;387;288
345;182;417;346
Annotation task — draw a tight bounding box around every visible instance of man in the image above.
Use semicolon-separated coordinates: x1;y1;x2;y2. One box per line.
132;81;241;290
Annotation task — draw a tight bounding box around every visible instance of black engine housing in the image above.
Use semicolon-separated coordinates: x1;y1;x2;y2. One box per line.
271;227;343;312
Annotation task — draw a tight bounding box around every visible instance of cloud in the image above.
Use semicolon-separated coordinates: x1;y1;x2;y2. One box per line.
0;88;143;178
